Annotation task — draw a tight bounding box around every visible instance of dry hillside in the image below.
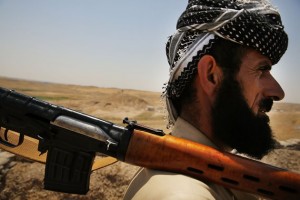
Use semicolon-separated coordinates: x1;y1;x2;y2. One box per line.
0;76;299;199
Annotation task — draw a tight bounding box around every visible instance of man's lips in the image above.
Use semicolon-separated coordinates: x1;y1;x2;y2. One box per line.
257;109;270;123
258;107;268;114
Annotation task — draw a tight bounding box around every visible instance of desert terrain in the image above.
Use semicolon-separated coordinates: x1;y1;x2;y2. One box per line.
0;76;299;199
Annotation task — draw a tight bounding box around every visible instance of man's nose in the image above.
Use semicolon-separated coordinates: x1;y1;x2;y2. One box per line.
263;75;285;101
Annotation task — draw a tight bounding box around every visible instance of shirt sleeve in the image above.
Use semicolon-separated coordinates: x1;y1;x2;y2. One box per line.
123;168;260;200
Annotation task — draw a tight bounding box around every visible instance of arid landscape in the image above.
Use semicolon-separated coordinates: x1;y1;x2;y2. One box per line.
0;76;299;199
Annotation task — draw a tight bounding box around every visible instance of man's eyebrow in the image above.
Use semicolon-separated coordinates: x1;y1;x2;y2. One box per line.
256;60;272;70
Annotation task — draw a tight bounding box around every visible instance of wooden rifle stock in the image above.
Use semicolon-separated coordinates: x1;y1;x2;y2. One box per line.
125;130;300;200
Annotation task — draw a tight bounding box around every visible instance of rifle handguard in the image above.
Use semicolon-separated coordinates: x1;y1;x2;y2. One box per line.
125;130;300;200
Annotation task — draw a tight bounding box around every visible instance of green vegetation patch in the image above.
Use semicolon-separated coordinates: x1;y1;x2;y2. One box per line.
15;88;35;92
34;96;69;101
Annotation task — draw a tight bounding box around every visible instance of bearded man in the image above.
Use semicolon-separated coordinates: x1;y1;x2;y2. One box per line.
124;0;288;199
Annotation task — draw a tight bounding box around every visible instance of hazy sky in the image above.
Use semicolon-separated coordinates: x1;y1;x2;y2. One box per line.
1;0;299;103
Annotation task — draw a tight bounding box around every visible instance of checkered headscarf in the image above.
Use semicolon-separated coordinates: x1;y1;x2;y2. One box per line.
164;0;288;124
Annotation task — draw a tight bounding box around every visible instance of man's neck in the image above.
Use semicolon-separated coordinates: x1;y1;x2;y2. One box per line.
178;115;232;152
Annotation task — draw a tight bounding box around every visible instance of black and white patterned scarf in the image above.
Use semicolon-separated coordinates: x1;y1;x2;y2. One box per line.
164;0;288;124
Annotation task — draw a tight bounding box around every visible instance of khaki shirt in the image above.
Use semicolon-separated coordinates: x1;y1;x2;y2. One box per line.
123;118;259;200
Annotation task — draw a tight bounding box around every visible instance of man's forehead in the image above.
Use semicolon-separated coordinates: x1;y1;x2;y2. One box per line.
241;49;272;68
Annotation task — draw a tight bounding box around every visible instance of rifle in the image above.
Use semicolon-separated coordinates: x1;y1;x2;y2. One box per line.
0;87;299;200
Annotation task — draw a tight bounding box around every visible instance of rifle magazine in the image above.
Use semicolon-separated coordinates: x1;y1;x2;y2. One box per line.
44;145;95;194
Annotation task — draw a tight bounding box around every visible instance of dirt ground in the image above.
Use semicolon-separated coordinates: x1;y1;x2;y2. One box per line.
0;77;299;199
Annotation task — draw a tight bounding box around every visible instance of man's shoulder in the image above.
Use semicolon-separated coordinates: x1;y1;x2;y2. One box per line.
123;168;226;200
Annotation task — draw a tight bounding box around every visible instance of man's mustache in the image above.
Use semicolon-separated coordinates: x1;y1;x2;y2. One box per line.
259;98;273;113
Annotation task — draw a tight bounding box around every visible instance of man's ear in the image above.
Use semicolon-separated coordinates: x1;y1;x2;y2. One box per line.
196;55;223;97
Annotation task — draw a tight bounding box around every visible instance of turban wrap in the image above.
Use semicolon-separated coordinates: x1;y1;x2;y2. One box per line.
164;0;288;124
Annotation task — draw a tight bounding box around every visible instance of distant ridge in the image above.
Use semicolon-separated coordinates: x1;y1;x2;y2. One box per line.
0;76;160;93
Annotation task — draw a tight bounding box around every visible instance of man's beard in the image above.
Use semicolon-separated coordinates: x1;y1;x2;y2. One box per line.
212;75;276;159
